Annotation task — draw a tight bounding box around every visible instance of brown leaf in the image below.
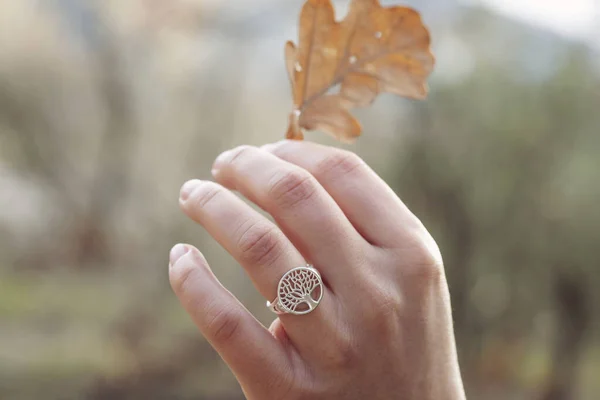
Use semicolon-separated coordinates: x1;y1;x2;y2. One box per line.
285;0;435;142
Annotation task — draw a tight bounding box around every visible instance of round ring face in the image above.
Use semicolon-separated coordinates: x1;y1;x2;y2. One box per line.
277;266;324;315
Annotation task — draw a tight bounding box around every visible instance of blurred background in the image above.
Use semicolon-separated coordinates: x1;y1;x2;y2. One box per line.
0;0;598;399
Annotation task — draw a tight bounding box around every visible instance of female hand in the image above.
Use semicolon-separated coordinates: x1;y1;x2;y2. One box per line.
169;141;466;399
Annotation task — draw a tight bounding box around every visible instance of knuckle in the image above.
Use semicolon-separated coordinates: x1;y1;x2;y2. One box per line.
236;222;283;266
325;323;359;369
369;281;402;318
334;334;359;369
268;169;318;208
419;256;444;281
399;233;445;283
385;219;445;283
187;181;224;209
315;151;365;180
205;304;242;343
361;281;403;339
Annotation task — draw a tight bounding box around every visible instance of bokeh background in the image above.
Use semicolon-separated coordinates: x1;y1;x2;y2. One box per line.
1;0;599;399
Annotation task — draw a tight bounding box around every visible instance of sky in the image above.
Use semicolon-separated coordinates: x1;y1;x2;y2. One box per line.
477;0;599;41
202;0;600;48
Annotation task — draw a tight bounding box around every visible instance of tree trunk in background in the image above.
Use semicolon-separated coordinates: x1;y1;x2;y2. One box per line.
539;272;590;400
407;106;475;349
75;7;139;266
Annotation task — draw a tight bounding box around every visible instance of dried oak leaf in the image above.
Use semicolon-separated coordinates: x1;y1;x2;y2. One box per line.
285;0;435;142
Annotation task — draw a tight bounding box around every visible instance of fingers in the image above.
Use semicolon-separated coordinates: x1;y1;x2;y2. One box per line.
168;244;292;394
178;179;346;360
262;140;423;248
178;180;304;301
210;146;367;286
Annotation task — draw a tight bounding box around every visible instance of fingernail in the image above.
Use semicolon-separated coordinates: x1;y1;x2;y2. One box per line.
170;244;189;267
180;179;201;202
212;150;233;176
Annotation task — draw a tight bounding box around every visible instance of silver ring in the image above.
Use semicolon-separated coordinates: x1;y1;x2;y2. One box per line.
267;264;324;315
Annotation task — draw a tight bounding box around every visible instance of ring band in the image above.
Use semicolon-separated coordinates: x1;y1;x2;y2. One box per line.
267;264;324;315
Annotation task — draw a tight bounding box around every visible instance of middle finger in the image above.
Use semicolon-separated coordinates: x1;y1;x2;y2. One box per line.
212;146;368;290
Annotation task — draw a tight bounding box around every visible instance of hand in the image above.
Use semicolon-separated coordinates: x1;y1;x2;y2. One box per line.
169;141;466;399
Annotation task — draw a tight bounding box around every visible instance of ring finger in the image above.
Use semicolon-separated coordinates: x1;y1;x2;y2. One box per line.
178;180;338;350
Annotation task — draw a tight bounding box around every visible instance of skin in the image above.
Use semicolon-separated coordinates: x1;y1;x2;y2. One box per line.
169;140;466;400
